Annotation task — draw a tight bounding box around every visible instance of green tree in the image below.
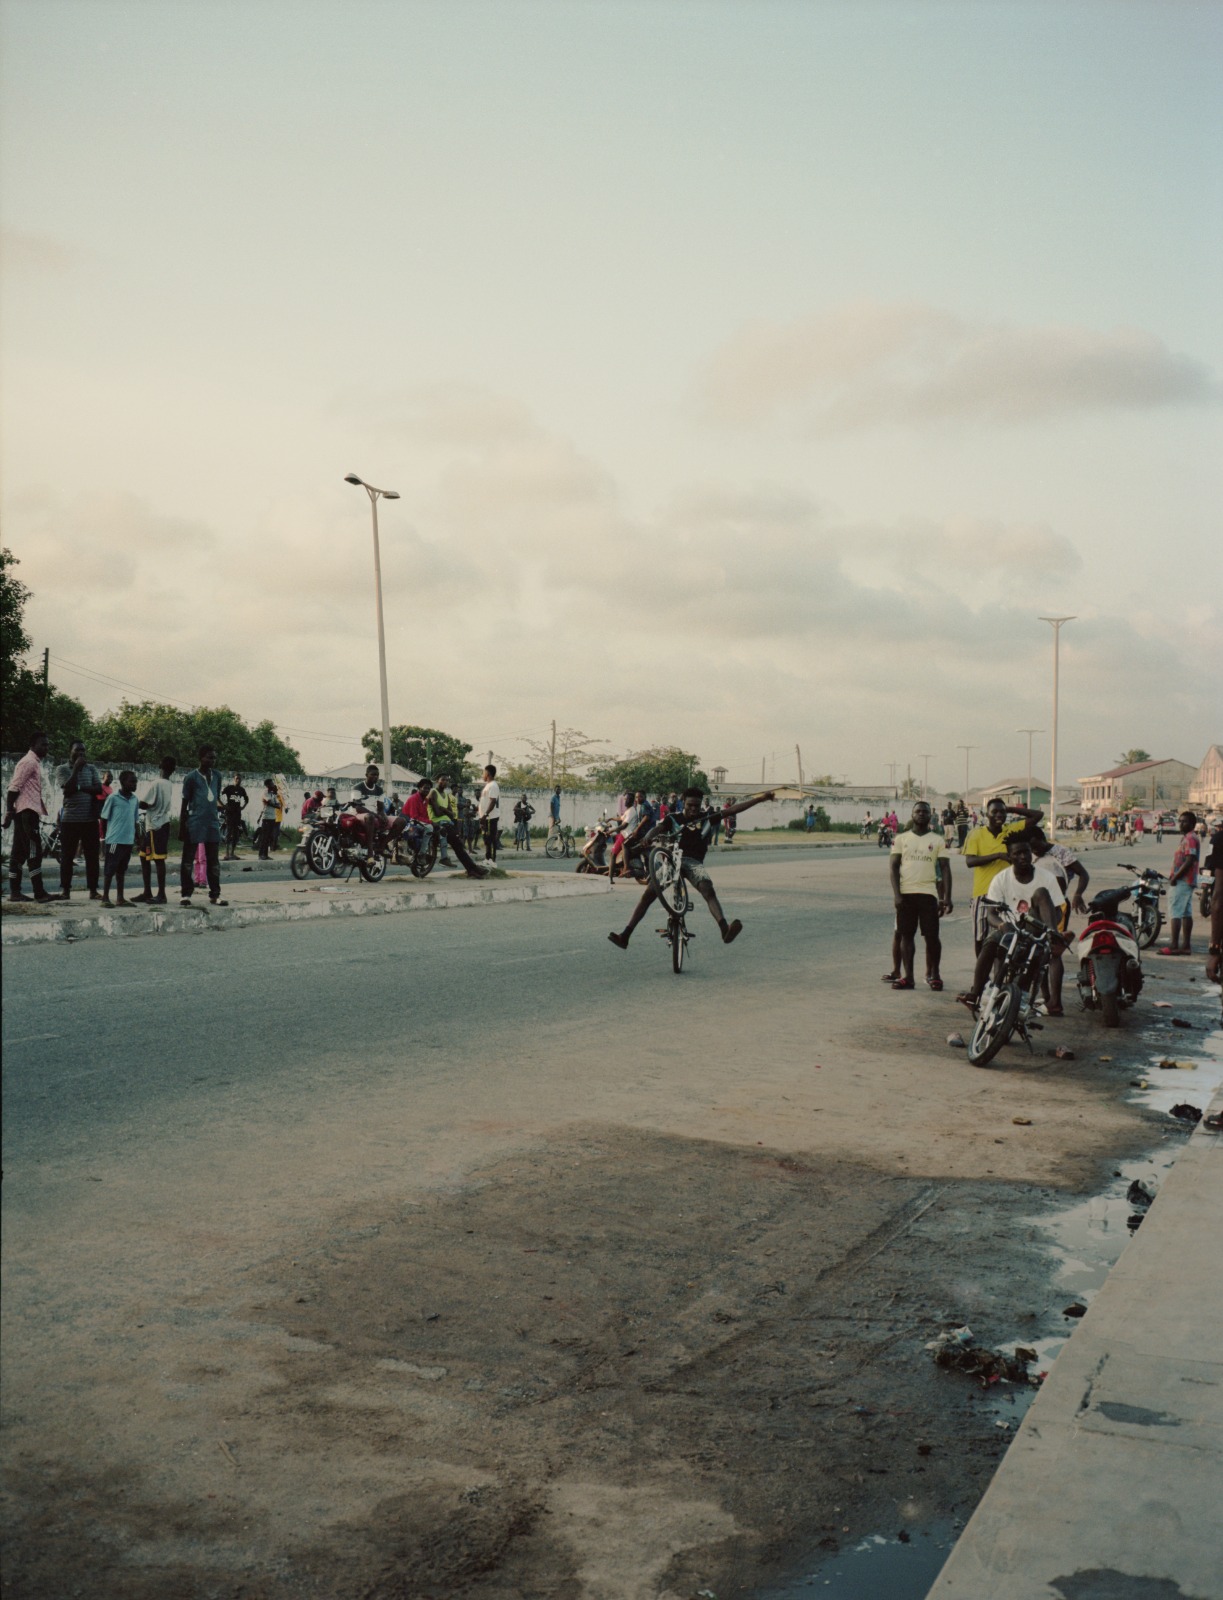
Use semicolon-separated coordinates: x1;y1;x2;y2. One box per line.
90;700;303;773
1118;748;1152;765
363;724;474;780
0;546;92;755
1;547;32;707
589;747;709;796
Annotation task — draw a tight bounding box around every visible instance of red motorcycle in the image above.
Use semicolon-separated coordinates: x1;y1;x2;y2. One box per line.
306;803;392;882
1076;885;1143;1028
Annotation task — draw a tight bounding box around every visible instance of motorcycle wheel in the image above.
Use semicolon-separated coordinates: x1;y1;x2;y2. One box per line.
1200;885;1213;919
967;981;1021;1067
290;846;311;880
359;852;388;883
1135;905;1161;950
411;836;438;879
648;846;690;915
309;833;337;875
1101;992;1121;1028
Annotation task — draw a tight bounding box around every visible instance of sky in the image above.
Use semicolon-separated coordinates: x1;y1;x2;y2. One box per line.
2;0;1220;794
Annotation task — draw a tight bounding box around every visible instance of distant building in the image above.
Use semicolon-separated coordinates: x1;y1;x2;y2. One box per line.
1076;758;1196;814
963;779;1079;811
324;760;422;787
1189;745;1223;813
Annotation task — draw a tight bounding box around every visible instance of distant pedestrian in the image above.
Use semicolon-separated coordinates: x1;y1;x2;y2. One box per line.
133;754;176;904
513;793;535;850
889;801;952;990
1161;811;1200;957
56;738;105;900
256;778;278;859
100;770;140;906
5;731;55;902
179;744;226;906
955;800;969;849
97;770;114;849
549;785;562;837
478;764;501;861
806;803;816;833
222;772;249;859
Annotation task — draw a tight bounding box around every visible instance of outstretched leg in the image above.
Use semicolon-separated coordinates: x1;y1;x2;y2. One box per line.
609;884;658;948
695;877;742;943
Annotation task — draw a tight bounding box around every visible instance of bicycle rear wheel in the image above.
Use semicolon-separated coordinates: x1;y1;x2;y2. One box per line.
545;832;563;859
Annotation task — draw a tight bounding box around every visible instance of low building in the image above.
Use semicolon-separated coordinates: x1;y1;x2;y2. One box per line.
1188;744;1223;813
1076;758;1196;814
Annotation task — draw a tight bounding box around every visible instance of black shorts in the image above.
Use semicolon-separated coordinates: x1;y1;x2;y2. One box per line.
896;894;940;941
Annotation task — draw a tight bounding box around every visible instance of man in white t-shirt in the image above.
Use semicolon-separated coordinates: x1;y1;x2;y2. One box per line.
132;755;177;905
888;800;953;990
959;835;1067;1015
477;764;501;862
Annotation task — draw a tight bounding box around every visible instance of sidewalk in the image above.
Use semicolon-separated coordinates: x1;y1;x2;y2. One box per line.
930;1082;1223;1600
0;867;609;945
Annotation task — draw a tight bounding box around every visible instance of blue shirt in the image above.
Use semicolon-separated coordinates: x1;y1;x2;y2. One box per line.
550;792;561;821
182;768;222;844
100;790;140;847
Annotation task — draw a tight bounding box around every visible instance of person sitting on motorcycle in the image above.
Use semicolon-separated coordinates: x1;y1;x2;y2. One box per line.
1027;826;1090;921
350;764;385;857
608;787;775;950
609;794;650;881
958;836;1067;1014
399;777;436;857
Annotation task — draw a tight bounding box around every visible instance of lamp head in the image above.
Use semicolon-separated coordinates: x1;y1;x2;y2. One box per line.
382;490;400;500
344;474;363;486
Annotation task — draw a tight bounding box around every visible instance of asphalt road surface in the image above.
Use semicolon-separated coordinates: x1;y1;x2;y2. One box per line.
1;840;1195;1599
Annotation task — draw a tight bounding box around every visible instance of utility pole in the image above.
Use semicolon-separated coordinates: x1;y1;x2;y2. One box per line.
956;743;978;799
548;719;557;787
918;753;932;799
1018;728;1043;810
761;756;766;784
886;761;898;794
41;647;50;720
1040;616;1075;832
425;736;433;777
796;744;804;789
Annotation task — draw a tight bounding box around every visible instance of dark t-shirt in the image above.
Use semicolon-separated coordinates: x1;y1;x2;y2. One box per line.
1205;831;1223;875
668;813;712;862
222;784;248;815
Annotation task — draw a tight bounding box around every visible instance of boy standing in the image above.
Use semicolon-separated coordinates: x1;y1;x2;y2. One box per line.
888;800;953;990
100;770;141;906
478;765;501;861
133;755;177;904
5;731;55;902
1162;811;1201;956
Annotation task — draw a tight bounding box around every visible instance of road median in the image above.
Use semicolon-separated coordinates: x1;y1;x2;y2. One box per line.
0;870;609;945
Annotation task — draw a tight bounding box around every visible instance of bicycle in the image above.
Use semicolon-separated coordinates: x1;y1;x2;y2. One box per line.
648;836;694;974
545;824;577;859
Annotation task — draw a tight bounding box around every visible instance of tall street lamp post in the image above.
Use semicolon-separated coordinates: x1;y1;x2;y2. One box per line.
345;474;400;783
956;744;977;801
1018;727;1043;811
918;753;932;801
1039;616;1075;831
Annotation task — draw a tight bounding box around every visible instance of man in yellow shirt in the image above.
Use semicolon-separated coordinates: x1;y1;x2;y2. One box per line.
963;795;1045;953
426;773;488;878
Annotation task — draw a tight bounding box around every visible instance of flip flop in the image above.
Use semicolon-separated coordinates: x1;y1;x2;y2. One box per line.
1158;947;1183;956
926;977;944;991
892;978;915;990
956;992;978;1011
881;971;899;983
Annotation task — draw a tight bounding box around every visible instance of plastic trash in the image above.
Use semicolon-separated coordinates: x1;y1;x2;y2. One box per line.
947;1032;966;1048
1170;1103;1203;1124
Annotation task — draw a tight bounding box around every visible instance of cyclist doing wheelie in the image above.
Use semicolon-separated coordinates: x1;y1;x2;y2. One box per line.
607;787;774;951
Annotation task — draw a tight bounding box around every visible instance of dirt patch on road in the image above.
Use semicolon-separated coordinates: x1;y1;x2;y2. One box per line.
3;1124;1097;1599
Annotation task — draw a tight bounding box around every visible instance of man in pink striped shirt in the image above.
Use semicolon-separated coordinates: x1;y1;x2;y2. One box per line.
4;732;56;902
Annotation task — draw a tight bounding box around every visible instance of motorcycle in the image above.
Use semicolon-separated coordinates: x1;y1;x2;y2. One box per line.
1076;885;1143;1028
877;823;894;849
1115;861;1166;950
306;803;393;883
967;906;1058;1067
576;816;618;875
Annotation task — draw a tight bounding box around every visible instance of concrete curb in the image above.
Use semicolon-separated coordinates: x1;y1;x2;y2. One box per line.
0;874;610;946
928;1083;1223;1599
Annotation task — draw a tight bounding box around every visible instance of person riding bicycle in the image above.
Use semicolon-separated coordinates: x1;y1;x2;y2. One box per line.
957;836;1067;1014
607;787;775;951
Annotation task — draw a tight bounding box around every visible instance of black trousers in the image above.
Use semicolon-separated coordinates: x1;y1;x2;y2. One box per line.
483;819;500;860
180;837;221;899
60;817;100;895
442;822;484;875
9;811;46;885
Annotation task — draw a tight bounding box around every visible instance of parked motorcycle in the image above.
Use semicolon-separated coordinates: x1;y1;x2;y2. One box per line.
967;907;1058;1067
1115;861;1166;950
1076;885;1143;1028
306;803;392;883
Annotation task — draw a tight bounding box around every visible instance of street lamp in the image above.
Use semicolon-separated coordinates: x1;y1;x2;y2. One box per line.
345;474;400;783
956;744;978;801
1039;617;1075;831
918;753;932;801
1017;727;1044;811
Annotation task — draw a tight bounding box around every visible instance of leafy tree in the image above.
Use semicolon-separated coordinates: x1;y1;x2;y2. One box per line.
498;759;553;790
363;724;474;781
516;726;606;788
1;547;32;706
806;773;845;788
1118;748;1153;765
589;747;708;796
91;700;303;773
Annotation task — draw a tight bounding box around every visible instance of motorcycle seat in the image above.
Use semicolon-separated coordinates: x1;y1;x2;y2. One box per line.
1088;887;1132;914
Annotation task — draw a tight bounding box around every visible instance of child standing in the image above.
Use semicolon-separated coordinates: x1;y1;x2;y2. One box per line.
100;770;140;906
134;755;177;904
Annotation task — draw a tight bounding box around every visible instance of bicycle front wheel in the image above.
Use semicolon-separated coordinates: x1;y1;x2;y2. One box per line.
648;846;689;915
545;832;563;859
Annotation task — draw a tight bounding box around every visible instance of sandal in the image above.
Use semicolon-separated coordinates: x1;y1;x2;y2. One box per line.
926;977;944;991
956;992;978;1011
881;971;899;983
1158;947;1184;956
892;978;915;990
1045;1004;1065;1017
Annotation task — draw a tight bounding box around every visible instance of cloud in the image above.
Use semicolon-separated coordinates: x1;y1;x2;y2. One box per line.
332;383;539;450
692;302;1221;431
0;227;81;278
14;489;216;593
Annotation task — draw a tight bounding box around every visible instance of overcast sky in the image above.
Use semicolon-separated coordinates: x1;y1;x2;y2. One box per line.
3;0;1220;791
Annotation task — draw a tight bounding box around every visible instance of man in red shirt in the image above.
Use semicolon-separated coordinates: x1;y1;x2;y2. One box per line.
399;777;436;858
